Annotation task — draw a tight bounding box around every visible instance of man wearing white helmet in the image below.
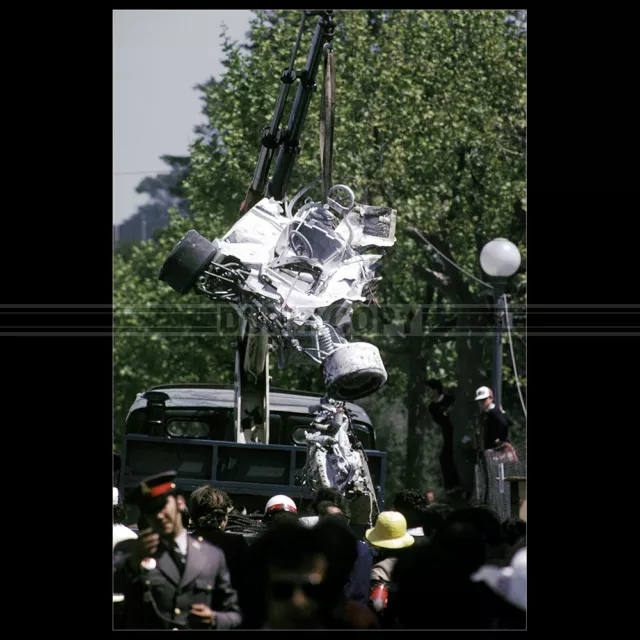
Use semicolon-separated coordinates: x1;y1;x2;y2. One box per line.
263;495;299;525
473;386;516;518
474;386;513;451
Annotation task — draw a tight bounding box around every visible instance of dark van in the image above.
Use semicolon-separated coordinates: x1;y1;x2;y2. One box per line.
117;384;386;522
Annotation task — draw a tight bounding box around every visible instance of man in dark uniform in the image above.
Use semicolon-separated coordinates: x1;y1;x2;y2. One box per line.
425;379;460;492
113;470;242;630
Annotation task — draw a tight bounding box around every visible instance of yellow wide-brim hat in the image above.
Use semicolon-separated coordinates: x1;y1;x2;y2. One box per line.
366;511;415;550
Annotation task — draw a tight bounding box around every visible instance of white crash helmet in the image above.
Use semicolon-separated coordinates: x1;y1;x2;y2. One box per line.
264;494;297;515
471;547;527;611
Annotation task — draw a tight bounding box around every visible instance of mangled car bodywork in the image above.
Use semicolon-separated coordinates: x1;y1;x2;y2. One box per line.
159;184;397;402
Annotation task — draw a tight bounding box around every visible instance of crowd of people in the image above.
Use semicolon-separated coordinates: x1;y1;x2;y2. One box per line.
113;472;527;630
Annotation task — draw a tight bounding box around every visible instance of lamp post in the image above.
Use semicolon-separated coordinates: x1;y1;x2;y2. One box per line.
480;238;521;409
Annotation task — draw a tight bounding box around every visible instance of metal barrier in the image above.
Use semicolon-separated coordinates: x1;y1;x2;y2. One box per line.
473;437;526;523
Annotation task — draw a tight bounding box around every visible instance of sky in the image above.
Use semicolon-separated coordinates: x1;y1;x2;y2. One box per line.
113;10;253;226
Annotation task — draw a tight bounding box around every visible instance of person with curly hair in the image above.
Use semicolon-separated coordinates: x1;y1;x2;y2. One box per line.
189;485;250;603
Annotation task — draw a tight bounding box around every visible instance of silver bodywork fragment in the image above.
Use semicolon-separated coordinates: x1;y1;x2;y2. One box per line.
195;185;396;400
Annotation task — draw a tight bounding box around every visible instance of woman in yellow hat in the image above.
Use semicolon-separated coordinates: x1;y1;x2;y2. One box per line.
365;511;414;623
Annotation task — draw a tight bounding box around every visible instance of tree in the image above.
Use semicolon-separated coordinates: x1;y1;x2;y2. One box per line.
115;155;192;251
113;10;526;496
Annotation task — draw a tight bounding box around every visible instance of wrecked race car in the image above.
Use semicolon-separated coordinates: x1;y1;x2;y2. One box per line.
159;183;396;402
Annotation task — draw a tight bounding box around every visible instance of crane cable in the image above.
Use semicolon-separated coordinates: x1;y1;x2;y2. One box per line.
503;295;527;418
319;42;336;204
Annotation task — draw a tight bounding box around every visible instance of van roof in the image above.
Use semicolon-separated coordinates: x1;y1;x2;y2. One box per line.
125;383;373;426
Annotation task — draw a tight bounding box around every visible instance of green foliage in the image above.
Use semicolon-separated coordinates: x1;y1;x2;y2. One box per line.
114;10;526;495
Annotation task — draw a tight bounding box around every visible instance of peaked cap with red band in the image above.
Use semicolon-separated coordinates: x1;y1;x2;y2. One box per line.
127;470;178;514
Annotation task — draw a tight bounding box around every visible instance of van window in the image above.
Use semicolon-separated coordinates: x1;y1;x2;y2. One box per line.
127;405;374;449
217;445;291;485
126;408;233;440
166;419;211;439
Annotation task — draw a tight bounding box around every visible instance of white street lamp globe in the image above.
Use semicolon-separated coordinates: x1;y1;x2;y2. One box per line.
480;238;521;277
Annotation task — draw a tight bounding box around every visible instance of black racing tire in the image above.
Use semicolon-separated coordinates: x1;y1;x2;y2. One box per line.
158;230;216;294
323;342;387;401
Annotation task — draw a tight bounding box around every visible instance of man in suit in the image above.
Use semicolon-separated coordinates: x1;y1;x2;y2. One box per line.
113;470;242;630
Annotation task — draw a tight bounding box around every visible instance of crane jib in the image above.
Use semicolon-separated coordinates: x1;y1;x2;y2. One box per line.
268;13;335;201
243;10;335;210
